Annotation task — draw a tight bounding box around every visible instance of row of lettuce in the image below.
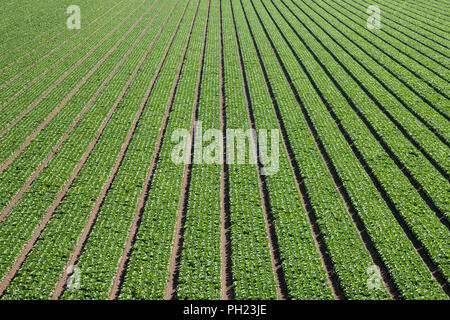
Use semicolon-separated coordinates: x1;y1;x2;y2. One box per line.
0;0;150;220
0;0;146;166
0;0;448;299
0;0;184;299
245;0;448;298
313;0;449;117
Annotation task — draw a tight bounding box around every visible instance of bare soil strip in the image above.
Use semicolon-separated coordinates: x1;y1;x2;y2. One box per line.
164;0;210;300
219;0;234;301
49;0;182;300
0;0;167;298
0;0;152;172
0;0;126;92
230;0;287;300
108;0;200;299
0;0;148;138
0;0;162;225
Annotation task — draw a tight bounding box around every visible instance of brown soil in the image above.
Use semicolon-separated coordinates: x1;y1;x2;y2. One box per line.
218;0;234;301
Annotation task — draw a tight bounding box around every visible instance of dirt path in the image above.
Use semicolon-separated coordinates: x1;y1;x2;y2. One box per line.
280;0;450;181
164;0;210;301
244;0;397;299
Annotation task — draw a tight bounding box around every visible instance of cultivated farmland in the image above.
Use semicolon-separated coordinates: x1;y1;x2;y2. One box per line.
0;0;448;300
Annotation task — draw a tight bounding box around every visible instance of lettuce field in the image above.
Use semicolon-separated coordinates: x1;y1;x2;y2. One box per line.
0;0;449;300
